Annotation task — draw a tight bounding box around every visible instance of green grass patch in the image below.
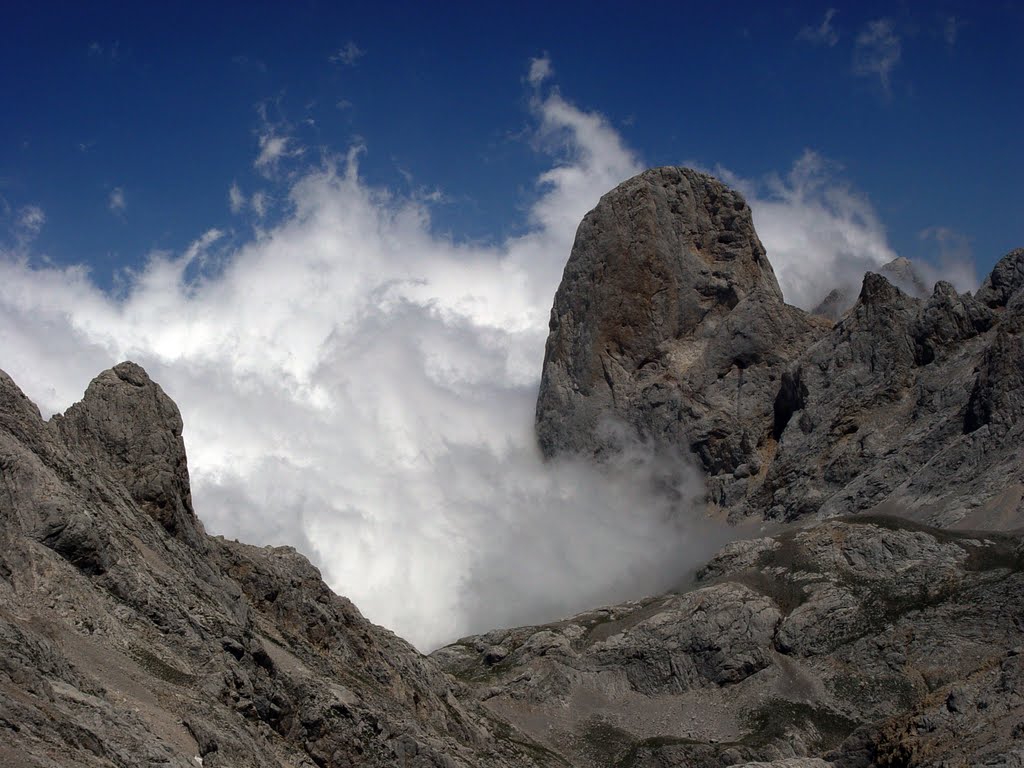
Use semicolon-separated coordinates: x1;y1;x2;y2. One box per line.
133;647;194;687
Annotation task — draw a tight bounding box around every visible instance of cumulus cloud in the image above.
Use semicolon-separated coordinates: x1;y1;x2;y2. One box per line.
853;19;901;92
798;9;839;47
0;67;726;651
108;187;126;213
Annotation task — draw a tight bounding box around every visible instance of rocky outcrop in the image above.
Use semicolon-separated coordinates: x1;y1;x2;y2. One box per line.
536;167;826;492
976;247;1024;309
537;166;1024;529
0;365;554;767
810;257;931;321
435;518;1024;768
52;362;204;549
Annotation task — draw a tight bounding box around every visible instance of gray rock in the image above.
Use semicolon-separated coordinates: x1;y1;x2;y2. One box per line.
964;328;1024;434
52;361;204;549
0;364;554;767
536;167;825;502
810;256;931;321
438;518;1024;768
811;288;851;321
879;256;930;299
976;247;1024;308
537;167;1024;528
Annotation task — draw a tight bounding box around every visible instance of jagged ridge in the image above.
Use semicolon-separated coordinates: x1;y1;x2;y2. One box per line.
537;168;1024;529
0;363;555;767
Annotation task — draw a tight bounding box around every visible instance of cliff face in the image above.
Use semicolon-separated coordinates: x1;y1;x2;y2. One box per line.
536;167;824;480
0;363;554;768
537;168;1024;530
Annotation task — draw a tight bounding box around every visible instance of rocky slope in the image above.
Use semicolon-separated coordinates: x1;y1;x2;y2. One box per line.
536;167;1024;530
435;517;1024;767
0;363;557;767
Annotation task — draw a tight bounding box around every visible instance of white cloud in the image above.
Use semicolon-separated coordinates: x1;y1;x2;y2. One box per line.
17;205;45;236
798;8;839;47
250;191;268;218
918;226;977;291
108;187;126;213
527;55;553;86
232;55;267;73
715;150;899;309
853;18;901;92
254;132;297;175
329;41;364;66
714;151;977;310
228;182;246;214
88;41;120;60
0;65;727;652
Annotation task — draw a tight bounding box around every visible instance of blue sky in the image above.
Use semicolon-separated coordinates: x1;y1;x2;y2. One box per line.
2;2;1023;648
4;1;1022;284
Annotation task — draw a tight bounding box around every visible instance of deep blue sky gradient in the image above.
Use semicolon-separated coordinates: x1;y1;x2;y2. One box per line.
4;1;1022;284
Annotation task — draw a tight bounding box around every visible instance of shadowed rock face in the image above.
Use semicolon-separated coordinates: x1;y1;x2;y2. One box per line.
537;166;825;483
52;362;204;549
0;365;555;768
537;167;1024;529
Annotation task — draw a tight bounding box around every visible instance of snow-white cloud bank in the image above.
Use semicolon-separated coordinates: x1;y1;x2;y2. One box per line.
0;65;974;649
0;74;723;650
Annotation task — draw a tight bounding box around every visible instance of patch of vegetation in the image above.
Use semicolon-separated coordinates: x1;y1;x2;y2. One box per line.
581;718;636;765
739;698;860;751
754;531;822;575
614;735;707;768
133;646;194;687
730;569;811;616
581;597;667;645
448;653;516;684
488;717;572;767
830;672;918;712
962;539;1024;573
847;515;1023;573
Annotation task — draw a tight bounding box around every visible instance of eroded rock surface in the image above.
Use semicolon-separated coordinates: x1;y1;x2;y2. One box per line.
537;167;826;493
435;518;1024;768
537;167;1024;529
0;365;554;767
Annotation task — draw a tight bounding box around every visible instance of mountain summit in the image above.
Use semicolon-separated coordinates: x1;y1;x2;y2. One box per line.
537;167;1024;530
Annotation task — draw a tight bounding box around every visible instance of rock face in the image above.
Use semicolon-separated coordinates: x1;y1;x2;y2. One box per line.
435;518;1024;768
0;365;555;767
537;167;826;486
537;167;1024;529
810;257;931;321
52;361;204;549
